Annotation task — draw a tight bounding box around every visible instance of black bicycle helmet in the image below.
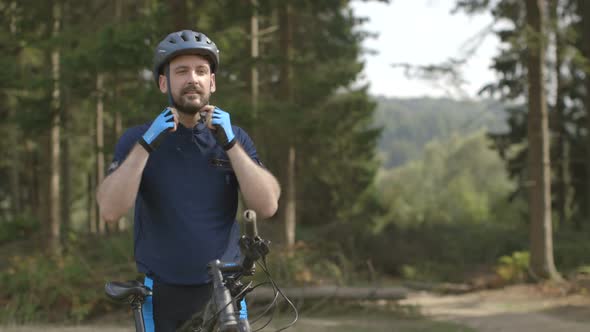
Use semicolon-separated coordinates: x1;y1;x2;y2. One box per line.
152;30;220;86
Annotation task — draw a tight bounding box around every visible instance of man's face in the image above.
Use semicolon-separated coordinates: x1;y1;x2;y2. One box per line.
159;54;216;115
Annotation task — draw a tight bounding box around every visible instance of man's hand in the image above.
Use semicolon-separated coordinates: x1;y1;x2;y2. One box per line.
203;106;236;150
138;107;178;153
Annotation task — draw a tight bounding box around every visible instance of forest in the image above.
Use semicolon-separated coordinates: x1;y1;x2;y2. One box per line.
1;0;590;330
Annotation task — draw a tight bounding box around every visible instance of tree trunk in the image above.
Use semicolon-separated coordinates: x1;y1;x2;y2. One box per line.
61;91;71;238
285;146;296;246
114;0;124;232
96;73;106;235
114;100;124;231
279;2;293;100
88;171;97;234
170;0;189;31
114;0;123;143
49;0;62;256
30;141;43;224
251;0;259;117
580;0;590;230
8;116;20;219
550;0;570;229
525;0;560;280
8;1;20;219
39;139;50;245
279;1;296;248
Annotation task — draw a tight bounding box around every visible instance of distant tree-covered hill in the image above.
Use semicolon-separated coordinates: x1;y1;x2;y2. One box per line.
373;96;508;169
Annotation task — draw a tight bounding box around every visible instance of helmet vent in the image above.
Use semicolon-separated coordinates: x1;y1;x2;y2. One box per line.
195;34;201;41
180;33;189;42
168;38;176;44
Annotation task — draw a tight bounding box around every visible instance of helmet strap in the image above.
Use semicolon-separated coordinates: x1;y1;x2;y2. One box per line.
165;64;176;107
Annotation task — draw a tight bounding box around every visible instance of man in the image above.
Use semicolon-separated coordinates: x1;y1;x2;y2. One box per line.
97;30;280;332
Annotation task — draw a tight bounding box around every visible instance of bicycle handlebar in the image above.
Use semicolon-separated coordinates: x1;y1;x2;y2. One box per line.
244;210;258;238
212;209;267;332
240;210;259;274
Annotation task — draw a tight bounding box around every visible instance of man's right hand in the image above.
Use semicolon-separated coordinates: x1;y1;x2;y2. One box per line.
138;107;178;153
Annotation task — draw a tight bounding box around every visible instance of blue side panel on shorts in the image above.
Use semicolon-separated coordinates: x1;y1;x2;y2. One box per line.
143;276;155;332
239;298;248;319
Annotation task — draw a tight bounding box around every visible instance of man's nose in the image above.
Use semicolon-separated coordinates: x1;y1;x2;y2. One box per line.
187;70;199;84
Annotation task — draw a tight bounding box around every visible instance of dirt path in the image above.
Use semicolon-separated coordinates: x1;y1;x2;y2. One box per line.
401;284;590;332
2;284;590;331
0;327;132;332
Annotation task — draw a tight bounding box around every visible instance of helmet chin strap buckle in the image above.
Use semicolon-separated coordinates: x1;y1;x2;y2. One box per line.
198;111;207;124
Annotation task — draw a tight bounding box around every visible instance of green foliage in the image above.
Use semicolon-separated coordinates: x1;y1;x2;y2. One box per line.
364;222;528;282
258;242;364;287
553;229;590;272
495;251;530;283
363;210;590;282
400;265;418;280
0;0;382;240
374;97;507;169
297;90;383;227
369;126;537;281
0;213;38;244
0;2;386;324
0;232;136;323
455;0;590;224
376;130;523;231
575;265;590;275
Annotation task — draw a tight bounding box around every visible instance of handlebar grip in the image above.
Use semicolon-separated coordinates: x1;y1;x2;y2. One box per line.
243;210;258;238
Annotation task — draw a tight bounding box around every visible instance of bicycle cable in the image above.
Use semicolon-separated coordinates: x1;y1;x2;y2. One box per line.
250;280;279;331
245;280;278;325
258;257;299;332
249;283;279;325
204;241;299;331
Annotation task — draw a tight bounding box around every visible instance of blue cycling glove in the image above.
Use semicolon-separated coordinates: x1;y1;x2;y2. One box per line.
139;108;175;153
211;107;237;150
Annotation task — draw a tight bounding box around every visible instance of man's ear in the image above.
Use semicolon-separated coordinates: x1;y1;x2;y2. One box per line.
210;73;216;93
159;75;167;93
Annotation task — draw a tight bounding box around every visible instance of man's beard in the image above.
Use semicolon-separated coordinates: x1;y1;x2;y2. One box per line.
174;87;210;115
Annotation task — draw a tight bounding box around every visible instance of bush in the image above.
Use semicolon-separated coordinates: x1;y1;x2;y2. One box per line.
553;229;590;273
363;222;528;282
362;223;590;283
0;213;39;244
495;251;529;283
251;237;379;288
0;231;136;323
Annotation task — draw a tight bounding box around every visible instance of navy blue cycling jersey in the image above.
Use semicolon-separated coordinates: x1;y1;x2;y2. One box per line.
109;120;261;285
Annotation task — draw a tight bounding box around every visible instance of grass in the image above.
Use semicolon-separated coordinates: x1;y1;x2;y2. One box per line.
0;231;137;324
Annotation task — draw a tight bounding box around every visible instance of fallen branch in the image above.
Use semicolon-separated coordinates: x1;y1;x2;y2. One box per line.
247;286;408;302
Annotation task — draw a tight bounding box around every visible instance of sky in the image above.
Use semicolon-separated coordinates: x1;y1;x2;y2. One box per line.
350;0;500;99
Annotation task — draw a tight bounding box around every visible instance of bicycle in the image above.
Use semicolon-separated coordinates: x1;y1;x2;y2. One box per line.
105;210;298;332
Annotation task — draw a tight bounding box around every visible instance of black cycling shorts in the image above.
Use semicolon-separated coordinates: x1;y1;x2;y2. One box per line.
142;275;212;332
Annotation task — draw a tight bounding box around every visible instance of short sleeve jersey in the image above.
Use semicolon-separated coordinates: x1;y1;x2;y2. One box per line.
109;121;261;285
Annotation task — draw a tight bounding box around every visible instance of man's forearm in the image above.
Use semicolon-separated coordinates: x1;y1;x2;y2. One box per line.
97;144;149;222
226;144;280;219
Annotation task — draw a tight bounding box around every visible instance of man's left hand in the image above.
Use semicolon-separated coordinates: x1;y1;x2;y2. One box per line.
209;106;236;150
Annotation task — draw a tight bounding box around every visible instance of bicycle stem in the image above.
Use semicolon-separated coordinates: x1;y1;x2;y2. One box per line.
210;259;240;332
